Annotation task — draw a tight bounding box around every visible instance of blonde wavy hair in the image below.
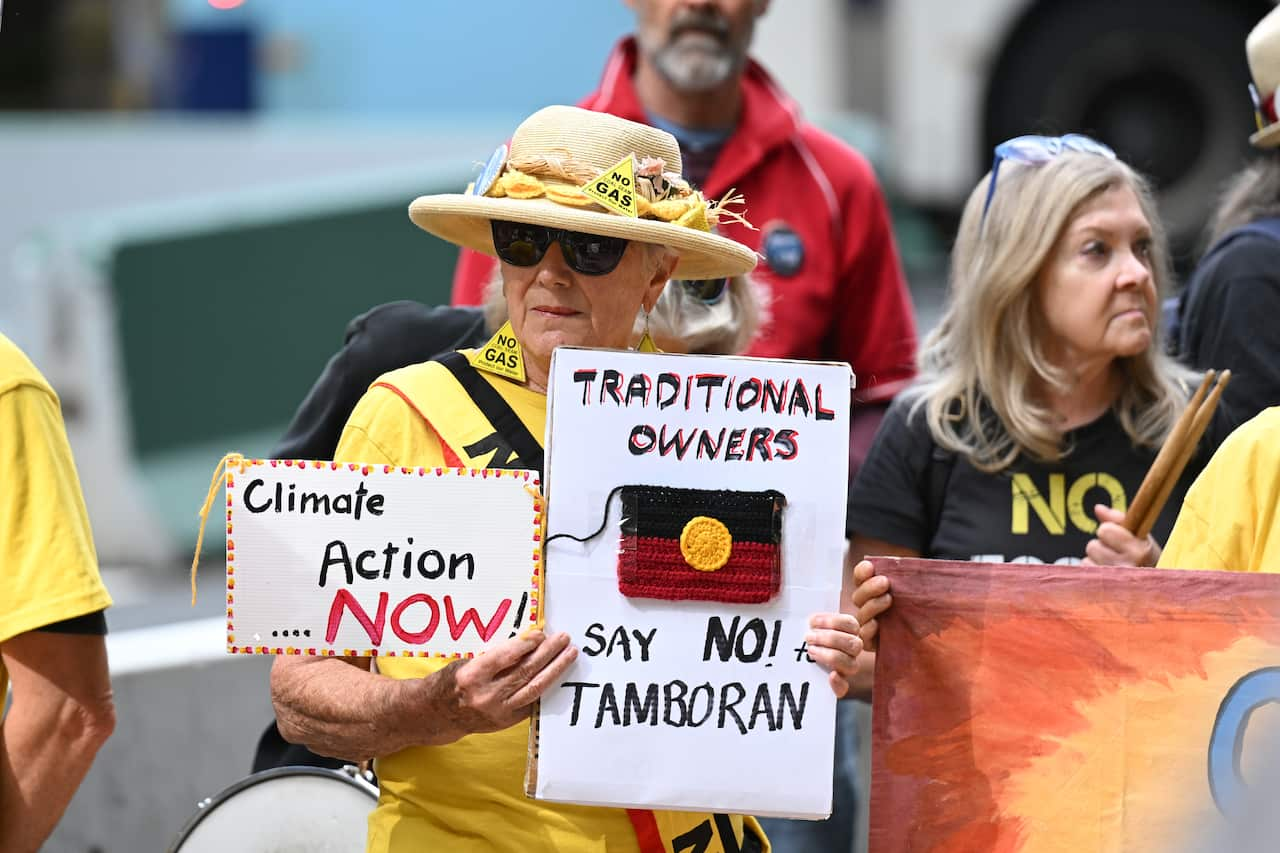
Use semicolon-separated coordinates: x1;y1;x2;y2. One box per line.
912;152;1195;472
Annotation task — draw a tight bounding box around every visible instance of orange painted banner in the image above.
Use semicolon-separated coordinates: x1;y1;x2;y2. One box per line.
869;558;1280;853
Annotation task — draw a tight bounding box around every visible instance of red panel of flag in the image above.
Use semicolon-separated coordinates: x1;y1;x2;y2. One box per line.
616;485;785;604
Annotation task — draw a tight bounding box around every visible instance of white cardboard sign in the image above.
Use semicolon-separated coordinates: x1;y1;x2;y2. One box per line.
224;460;541;659
532;348;852;820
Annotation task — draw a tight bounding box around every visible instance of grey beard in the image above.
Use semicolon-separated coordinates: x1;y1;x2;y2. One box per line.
650;42;739;93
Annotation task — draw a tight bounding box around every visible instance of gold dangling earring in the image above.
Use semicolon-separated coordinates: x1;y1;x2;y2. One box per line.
637;308;663;353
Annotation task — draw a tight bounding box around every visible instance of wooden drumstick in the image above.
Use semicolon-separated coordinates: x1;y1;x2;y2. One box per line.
1122;370;1215;533
1133;370;1231;539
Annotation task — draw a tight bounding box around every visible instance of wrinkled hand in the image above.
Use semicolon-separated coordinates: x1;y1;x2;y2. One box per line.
850;559;892;653
805;612;862;698
424;629;577;740
1083;504;1160;567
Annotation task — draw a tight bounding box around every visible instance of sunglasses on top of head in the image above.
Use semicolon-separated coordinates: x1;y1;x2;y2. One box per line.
490;219;630;276
980;133;1116;226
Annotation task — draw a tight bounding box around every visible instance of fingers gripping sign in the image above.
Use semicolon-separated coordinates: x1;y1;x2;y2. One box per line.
431;630;578;738
804;612;862;698
851;559;893;652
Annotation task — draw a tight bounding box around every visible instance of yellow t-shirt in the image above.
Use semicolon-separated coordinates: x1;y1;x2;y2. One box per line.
337;354;765;853
1158;406;1280;573
0;334;112;695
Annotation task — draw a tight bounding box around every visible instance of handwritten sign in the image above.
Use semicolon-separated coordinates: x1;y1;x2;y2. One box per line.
531;348;852;819
224;461;541;658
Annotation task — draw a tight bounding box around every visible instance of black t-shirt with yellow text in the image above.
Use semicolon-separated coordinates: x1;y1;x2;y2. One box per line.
847;396;1218;564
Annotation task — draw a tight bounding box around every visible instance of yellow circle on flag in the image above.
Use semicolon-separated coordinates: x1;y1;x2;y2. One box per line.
680;516;733;572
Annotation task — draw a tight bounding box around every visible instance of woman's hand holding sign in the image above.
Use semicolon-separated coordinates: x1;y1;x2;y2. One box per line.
272;631;576;760
851;559;893;653
426;629;578;738
804;612;863;698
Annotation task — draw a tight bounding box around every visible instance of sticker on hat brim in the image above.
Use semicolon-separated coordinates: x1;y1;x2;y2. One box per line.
762;221;805;277
582;155;639;217
470;143;508;198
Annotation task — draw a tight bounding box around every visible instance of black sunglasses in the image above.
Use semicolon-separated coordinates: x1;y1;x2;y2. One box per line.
490;220;630;276
676;277;730;304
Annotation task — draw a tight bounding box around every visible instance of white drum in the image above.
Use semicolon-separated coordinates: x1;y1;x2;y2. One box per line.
167;765;377;852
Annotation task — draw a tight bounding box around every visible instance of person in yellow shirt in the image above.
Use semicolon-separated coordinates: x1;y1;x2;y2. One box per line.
270;106;864;853
1158;406;1280;573
0;333;115;852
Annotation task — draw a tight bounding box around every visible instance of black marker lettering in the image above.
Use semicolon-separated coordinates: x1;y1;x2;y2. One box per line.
718;683;748;734
815;384;836;420
573;370;598;405
244;479;271;513
601;370;623;405
788;379;812;417
563;681;600;726
582;623;607;657
657;373;680;409
319;540;353;587
628;424;657;455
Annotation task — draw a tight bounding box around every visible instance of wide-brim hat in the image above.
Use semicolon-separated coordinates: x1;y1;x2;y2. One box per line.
408;105;758;280
1248;7;1280;148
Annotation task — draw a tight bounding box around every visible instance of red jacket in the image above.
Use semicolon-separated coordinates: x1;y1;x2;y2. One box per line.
451;38;917;403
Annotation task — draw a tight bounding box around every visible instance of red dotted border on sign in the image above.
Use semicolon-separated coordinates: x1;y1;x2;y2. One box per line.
226;461;544;658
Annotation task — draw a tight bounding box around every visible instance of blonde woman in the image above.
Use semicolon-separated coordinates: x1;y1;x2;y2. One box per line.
845;136;1227;675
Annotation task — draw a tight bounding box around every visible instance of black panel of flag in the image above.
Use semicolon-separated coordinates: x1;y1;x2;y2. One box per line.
617;485;785;604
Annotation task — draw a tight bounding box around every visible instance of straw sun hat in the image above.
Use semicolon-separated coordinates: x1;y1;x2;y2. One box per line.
1248;6;1280;148
408;105;758;280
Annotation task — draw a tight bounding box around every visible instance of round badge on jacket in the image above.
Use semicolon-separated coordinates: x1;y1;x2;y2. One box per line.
761;221;805;277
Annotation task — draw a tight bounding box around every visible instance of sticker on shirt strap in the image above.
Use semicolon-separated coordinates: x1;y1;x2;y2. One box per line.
470;320;526;382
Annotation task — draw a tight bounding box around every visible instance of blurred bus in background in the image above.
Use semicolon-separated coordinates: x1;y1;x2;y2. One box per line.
884;0;1274;260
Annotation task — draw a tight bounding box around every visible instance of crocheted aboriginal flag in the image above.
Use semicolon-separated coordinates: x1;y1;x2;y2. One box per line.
617;485;786;604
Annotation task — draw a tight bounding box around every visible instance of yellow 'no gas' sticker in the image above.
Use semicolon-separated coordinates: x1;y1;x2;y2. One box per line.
583;155;638;218
470;320;526;383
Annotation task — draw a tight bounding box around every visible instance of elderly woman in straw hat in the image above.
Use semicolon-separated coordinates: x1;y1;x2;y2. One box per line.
270;105;859;852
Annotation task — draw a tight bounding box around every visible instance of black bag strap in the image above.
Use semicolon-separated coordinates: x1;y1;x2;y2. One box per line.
437;351;545;476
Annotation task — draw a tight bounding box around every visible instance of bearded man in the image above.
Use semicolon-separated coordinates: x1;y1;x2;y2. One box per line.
452;1;917;468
